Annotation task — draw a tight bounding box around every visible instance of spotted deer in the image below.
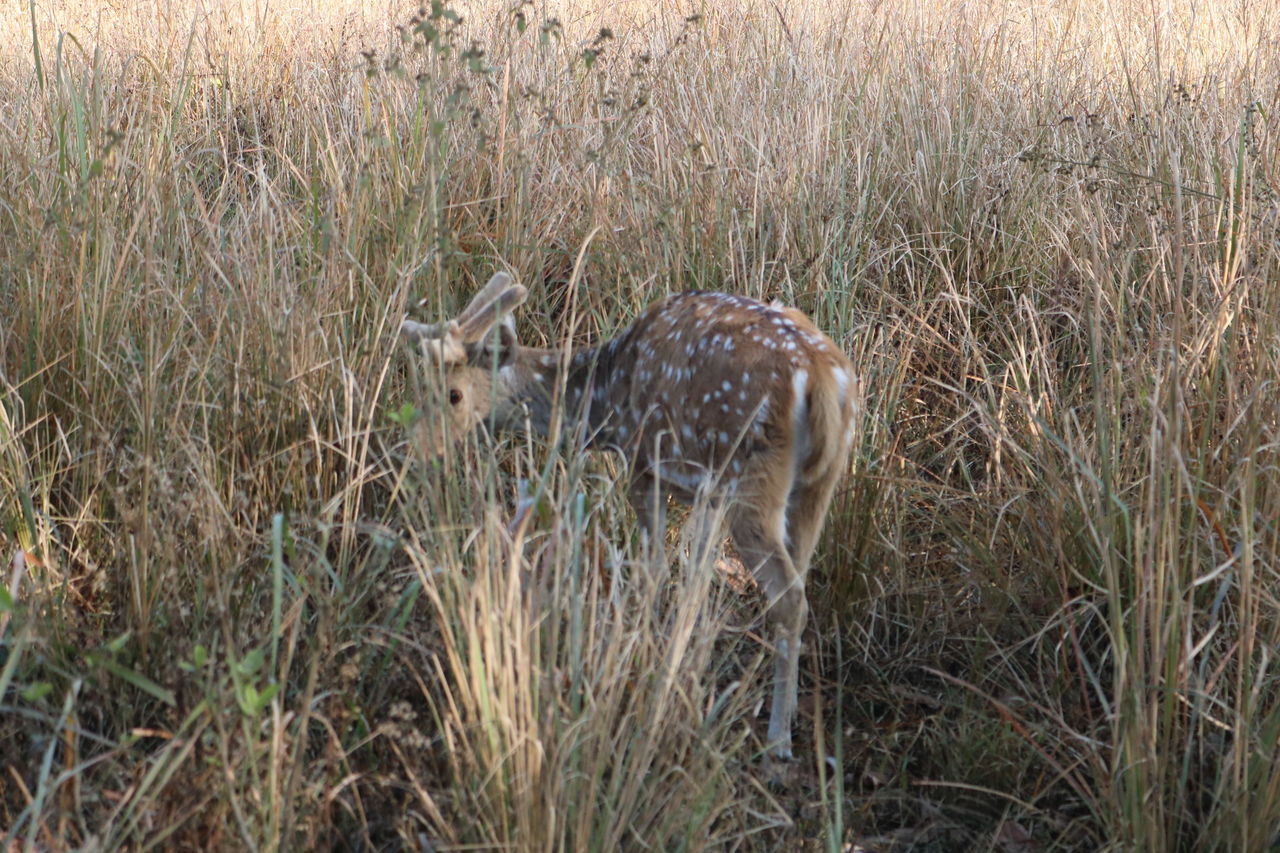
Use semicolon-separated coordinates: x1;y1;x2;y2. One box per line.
401;272;858;760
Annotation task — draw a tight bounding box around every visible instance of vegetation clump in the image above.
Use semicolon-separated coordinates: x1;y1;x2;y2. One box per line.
0;0;1277;848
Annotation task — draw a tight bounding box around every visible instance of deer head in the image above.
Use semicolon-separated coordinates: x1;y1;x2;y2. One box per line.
400;272;529;456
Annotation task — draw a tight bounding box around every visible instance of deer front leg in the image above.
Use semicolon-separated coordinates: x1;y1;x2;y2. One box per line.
628;470;669;582
730;506;808;761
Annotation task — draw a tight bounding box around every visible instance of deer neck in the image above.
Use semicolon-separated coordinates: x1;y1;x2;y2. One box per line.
496;344;616;441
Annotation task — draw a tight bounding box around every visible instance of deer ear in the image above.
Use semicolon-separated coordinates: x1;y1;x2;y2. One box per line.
457;282;529;342
458;272;514;320
466;321;519;369
401;319;467;364
497;321;519;366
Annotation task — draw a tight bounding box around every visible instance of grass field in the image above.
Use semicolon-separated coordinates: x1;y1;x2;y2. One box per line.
1;0;1278;848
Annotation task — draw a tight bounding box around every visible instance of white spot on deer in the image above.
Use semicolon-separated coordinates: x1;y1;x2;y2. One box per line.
833;367;852;409
773;506;790;547
658;465;705;494
791;369;810;469
754;394;771;422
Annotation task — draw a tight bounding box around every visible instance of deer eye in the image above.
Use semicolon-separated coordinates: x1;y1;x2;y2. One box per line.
449;388;463;406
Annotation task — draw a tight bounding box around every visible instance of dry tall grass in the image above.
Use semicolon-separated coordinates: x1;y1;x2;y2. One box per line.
1;0;1278;848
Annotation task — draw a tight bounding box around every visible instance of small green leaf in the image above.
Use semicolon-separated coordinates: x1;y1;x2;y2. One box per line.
388;402;418;427
180;644;209;673
239;684;259;715
239;681;279;715
0;585;14;612
415;22;438;44
539;18;561;46
22;681;53;702
236;647;265;676
100;659;176;706
256;682;280;708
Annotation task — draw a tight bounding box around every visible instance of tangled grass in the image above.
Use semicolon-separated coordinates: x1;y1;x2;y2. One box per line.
1;0;1279;848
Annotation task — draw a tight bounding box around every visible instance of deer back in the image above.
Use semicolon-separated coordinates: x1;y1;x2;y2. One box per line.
586;291;857;502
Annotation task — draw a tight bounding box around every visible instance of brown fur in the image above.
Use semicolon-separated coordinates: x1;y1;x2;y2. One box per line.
401;274;858;760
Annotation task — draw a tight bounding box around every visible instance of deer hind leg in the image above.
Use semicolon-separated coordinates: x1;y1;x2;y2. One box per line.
729;500;808;760
785;466;844;580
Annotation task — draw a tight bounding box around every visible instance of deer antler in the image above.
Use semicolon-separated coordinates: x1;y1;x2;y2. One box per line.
401;318;467;364
394;272;524;361
402;272;528;364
